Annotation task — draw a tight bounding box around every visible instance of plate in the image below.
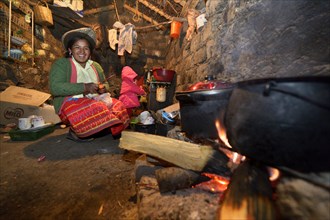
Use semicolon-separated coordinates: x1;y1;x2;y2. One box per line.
20;123;53;132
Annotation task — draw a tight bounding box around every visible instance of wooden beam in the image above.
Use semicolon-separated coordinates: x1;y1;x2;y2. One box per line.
73;19;94;27
174;0;187;7
83;4;115;16
180;0;200;17
119;131;229;174
124;3;166;30
138;0;173;21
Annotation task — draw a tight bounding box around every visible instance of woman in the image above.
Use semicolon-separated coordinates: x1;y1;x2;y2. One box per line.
49;27;129;142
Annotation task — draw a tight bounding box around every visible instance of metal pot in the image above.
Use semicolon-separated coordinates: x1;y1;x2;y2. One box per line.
176;81;236;139
224;76;330;172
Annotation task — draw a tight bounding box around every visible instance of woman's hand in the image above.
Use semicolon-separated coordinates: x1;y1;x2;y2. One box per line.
84;83;99;94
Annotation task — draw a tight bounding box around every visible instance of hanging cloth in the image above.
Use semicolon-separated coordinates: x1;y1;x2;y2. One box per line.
113;22;136;56
108;29;119;50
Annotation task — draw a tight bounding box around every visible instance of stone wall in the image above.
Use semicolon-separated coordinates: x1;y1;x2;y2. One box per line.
165;0;330;92
0;26;63;93
2;0;329;95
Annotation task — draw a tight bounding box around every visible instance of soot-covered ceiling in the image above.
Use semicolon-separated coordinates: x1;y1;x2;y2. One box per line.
23;0;191;41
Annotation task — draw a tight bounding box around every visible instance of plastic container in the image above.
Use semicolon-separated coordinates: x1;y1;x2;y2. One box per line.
170;21;182;38
3;49;23;60
9;124;55;141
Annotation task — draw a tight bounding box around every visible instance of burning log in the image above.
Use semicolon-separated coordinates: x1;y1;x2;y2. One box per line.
218;159;276;220
155;167;203;193
119;131;230;176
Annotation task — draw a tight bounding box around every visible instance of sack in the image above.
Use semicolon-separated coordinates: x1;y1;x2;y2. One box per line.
34;1;53;26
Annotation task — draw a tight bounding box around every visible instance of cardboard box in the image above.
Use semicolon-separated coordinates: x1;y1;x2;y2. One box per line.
0;86;61;125
163;103;180;113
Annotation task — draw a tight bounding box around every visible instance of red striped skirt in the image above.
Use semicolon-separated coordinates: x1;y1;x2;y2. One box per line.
59;97;129;137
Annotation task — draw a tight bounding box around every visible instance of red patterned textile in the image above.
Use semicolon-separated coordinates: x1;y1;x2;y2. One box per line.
59;97;129;137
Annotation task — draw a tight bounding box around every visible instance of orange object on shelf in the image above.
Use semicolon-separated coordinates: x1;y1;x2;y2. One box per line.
170;21;182;38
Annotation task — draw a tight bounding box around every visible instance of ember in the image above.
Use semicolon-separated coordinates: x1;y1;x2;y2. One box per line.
193;173;230;193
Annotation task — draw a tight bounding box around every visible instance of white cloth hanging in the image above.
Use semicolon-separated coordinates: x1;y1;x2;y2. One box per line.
108;29;118;50
113;21;137;56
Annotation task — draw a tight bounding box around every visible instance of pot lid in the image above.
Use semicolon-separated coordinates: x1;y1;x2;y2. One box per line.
187;80;235;91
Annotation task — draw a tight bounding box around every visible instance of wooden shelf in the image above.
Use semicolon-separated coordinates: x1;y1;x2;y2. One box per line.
1;0;34;66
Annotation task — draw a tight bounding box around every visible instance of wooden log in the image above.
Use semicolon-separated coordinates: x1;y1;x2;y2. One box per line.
155;167;202;193
218;160;276;220
134;153;164;182
119;131;230;175
83;4;115;16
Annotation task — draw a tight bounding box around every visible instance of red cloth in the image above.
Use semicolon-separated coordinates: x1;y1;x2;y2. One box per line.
59;97;129;138
119;66;146;109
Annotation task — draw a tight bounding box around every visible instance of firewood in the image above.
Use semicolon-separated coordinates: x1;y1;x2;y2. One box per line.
133;154;163;183
119;131;230;176
155;167;201;193
218;160;276;220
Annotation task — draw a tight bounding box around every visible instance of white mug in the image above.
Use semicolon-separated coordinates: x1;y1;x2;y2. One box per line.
18;118;32;130
31;116;45;128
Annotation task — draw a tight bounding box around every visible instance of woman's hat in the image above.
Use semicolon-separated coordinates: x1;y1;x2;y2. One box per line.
61;27;96;49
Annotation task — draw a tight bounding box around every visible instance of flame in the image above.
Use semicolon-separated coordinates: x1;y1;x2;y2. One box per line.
194;173;230;193
215;119;245;170
215;120;232;148
268;167;280;182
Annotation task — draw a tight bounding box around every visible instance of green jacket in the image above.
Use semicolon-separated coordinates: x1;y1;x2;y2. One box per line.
49;58;109;114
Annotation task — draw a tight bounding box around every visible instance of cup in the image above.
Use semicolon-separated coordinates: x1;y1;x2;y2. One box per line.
18;118;32;130
31;116;45;128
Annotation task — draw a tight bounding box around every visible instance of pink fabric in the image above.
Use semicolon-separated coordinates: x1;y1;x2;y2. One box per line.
119;66;146;109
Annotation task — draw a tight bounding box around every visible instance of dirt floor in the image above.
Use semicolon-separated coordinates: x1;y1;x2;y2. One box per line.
0;125;139;220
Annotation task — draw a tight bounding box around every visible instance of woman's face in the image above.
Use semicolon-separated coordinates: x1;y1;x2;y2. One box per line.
68;39;91;67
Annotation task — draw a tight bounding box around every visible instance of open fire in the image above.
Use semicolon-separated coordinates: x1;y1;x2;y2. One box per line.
120;115;329;219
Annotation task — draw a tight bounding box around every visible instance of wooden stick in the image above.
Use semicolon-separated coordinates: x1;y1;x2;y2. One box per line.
180;0;199;17
124;4;166;30
7;0;12;58
83;4;115;16
119;131;230;175
155;167;201;193
31;10;34;66
134;21;171;30
113;0;121;23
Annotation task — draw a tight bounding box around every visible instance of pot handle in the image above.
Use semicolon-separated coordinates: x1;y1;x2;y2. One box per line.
263;81;330;111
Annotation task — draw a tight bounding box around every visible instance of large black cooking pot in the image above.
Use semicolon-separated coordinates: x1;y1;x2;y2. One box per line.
224;76;330;172
176;80;236;139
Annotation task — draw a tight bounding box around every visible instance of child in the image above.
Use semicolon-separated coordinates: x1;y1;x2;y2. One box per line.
119;66;146;117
